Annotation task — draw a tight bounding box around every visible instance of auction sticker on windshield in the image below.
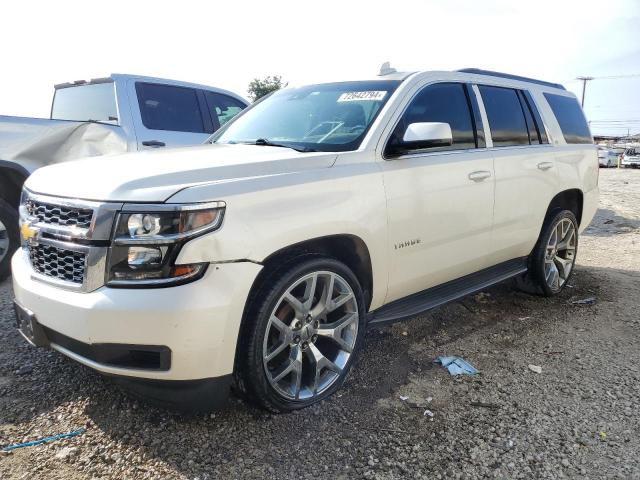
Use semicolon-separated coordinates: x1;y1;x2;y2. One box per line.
337;91;387;102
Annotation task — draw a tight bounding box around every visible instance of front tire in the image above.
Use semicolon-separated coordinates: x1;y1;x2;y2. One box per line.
236;256;366;412
517;210;578;297
0;199;19;282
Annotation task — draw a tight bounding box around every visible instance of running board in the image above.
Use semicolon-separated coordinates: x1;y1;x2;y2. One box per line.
368;257;528;326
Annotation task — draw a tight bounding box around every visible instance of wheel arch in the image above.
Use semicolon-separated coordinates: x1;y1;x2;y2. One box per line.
256;234;374;311
0;161;29;208
545;188;584;226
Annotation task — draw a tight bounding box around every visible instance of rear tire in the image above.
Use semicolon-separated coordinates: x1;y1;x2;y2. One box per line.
516;210;578;297
0;199;19;282
235;256;366;412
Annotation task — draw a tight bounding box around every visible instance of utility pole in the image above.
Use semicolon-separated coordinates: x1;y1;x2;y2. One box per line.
576;76;594;107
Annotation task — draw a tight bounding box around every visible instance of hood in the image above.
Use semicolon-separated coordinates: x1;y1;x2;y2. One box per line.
25;144;337;202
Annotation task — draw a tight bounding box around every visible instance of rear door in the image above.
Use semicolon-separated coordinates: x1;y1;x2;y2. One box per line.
130;81;213;149
478;85;559;265
380;82;496;303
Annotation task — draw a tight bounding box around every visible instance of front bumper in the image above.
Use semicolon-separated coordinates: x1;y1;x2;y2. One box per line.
12;250;262;381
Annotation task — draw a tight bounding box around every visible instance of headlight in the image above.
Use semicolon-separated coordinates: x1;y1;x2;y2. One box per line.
106;202;225;287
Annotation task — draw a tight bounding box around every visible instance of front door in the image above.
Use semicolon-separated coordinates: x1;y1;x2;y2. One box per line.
380;82;495;303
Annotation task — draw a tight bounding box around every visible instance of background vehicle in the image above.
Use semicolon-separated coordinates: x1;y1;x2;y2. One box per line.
12;68;598;412
598;146;619;167
0;74;248;280
621;146;640;168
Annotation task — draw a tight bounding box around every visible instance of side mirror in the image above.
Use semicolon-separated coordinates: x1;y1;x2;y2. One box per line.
402;122;453;148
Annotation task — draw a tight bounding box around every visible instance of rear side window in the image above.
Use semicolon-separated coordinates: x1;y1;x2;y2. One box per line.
478;86;529;147
387;82;476;153
544;93;592;144
135;83;205;133
204;92;247;128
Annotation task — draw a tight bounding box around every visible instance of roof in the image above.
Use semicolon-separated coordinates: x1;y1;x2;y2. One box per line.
375;67;565;91
457;68;565;90
54;74;248;103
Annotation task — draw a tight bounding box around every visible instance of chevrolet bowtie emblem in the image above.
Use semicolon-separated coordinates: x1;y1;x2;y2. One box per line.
20;222;39;243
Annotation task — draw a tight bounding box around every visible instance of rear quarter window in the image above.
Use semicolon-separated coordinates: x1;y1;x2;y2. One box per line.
543;93;592;144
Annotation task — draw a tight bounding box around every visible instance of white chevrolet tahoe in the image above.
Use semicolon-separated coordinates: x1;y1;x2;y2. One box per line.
12;68;599;412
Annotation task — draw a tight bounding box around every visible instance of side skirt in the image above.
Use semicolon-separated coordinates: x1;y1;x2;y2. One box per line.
367;257;528;327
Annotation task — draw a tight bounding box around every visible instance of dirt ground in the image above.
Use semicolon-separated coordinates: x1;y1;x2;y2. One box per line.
1;168;639;479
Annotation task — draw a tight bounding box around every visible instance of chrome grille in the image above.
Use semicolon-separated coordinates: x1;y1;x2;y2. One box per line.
26;199;94;229
21;191;122;292
28;244;86;284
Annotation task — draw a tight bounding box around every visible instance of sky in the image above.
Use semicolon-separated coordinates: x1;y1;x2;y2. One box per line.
1;0;639;136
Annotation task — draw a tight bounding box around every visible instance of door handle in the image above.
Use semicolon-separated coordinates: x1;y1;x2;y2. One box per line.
537;161;554;171
142;140;166;147
468;170;492;182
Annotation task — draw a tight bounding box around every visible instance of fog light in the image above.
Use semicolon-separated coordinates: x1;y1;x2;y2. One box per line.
127;246;163;267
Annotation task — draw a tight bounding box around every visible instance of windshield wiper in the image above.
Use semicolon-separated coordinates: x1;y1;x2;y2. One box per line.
254;138;317;153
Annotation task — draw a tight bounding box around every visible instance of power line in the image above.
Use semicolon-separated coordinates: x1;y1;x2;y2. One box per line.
592;73;640;80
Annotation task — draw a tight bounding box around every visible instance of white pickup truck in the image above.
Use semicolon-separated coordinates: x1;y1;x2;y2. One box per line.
0;74;247;279
13;68;598;412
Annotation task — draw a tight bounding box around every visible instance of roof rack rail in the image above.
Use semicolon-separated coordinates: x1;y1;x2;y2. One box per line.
457;68;565;90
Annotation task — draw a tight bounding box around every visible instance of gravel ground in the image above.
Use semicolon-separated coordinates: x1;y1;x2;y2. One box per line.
1;168;639;479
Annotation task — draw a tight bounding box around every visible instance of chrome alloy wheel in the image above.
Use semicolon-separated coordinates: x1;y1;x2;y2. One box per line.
544;218;577;290
262;271;359;401
0;219;9;264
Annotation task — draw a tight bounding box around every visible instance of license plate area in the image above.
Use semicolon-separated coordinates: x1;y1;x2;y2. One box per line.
14;302;49;347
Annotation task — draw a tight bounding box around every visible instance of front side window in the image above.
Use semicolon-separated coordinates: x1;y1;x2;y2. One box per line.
544;93;592;144
51;82;118;123
386;82;476;155
211;80;400;152
135;83;205;133
204;92;247;128
478;85;529;147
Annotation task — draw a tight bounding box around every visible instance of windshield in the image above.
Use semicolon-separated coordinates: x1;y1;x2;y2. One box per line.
211;80;400;152
51;81;118;123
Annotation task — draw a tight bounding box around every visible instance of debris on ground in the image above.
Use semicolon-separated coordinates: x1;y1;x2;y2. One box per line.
571;297;597;305
423;409;434;418
399;395;409;401
55;446;79;460
435;356;478;375
1;428;86;452
473;292;491;303
528;364;543;374
15;365;33;375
